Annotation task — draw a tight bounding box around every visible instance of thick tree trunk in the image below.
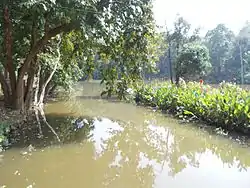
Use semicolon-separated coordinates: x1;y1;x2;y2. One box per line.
24;60;37;110
1;10;75;110
0;71;11;106
2;6;16;108
2;6;27;111
3;6;16;98
14;80;25;111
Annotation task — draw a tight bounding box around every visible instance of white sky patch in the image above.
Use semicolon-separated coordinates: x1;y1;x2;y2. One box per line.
153;0;250;36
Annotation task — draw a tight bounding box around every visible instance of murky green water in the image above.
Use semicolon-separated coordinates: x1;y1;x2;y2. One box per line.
1;81;250;188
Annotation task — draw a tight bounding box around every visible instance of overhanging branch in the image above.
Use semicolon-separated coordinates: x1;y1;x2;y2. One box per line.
17;21;79;86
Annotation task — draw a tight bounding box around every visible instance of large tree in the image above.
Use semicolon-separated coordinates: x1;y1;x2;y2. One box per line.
235;22;250;83
0;0;157;110
175;42;211;82
205;24;235;83
214;22;250;83
157;15;201;81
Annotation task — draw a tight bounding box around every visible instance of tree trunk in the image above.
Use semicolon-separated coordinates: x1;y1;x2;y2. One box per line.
1;13;74;110
37;37;61;107
175;75;180;86
44;82;52;98
34;64;41;106
14;80;25;111
24;60;37;110
37;60;59;107
3;6;16;99
2;6;28;111
215;65;221;83
0;71;11;106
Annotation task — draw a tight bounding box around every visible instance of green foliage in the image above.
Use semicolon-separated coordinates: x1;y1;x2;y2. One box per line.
0;121;10;149
205;24;235;82
0;0;157;107
156;15;202;79
50;31;97;91
98;23;161;98
134;81;250;134
168;16;201;50
175;42;211;80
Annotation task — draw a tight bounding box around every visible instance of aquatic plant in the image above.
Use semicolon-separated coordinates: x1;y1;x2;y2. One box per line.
133;81;250;135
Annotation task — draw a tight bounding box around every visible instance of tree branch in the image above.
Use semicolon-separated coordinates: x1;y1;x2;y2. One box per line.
37;107;61;142
17;21;79;86
38;36;62;106
47;22;79;38
31;19;37;48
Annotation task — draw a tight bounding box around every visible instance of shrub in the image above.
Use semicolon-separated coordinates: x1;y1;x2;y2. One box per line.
133;81;250;134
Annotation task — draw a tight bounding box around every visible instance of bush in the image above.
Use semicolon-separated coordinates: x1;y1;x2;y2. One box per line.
133;81;250;134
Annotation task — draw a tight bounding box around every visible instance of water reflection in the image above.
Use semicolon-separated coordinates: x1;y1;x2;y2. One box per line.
90;118;124;158
1;112;250;187
1;82;250;188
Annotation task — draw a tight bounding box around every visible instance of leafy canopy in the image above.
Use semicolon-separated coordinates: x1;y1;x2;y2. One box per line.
0;0;158;100
175;42;211;80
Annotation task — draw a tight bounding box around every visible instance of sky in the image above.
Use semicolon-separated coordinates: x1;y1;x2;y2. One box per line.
153;0;250;36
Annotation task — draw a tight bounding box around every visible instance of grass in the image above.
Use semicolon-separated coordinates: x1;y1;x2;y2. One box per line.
133;81;250;135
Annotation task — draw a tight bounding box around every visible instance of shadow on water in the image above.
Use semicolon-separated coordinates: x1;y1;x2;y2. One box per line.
2;111;250;187
9;113;96;149
7;112;250;174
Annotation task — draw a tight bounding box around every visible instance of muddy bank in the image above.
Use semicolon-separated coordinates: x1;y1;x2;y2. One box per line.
0;103;24;122
0;101;26;150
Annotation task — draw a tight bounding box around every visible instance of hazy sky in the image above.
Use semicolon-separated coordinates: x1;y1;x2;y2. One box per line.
153;0;250;35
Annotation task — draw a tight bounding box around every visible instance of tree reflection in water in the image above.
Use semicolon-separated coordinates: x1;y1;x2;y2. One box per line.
6;112;250;187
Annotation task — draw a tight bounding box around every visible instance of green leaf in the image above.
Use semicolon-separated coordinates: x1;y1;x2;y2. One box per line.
244;105;249;113
183;110;194;116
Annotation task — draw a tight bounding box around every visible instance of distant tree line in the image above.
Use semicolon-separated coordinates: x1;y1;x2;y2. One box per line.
89;15;250;84
153;15;250;84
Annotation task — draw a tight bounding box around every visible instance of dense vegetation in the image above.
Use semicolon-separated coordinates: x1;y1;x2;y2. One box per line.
155;16;250;84
133;81;250;135
0;0;161;111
